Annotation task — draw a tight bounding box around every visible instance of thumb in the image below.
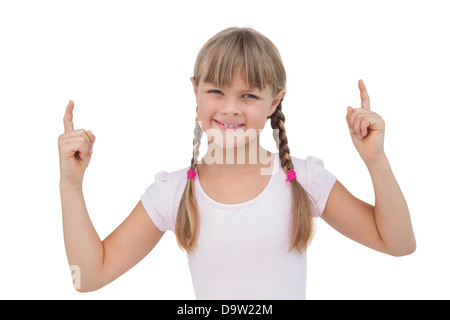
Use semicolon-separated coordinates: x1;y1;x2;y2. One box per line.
86;130;96;154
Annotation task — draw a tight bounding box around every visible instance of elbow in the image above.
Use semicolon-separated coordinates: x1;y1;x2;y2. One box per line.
71;273;103;293
75;286;94;293
70;264;104;293
74;283;102;293
76;288;97;293
387;241;416;257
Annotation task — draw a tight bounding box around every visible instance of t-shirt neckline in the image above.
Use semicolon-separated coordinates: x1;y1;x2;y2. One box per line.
194;154;279;210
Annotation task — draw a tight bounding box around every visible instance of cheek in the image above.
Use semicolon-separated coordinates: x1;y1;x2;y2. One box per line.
196;103;215;130
245;108;270;130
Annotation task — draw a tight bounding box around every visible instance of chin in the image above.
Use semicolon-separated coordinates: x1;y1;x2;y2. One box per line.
207;127;260;151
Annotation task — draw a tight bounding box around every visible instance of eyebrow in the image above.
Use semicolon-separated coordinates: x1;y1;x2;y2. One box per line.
238;88;262;94
203;82;261;92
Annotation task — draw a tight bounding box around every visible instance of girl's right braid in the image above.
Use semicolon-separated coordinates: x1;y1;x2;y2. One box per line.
176;117;203;253
190;118;203;171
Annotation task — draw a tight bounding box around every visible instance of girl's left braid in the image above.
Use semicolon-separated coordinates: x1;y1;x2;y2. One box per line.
270;102;294;172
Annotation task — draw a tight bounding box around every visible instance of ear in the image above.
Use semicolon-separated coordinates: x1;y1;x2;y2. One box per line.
268;90;286;117
190;77;198;102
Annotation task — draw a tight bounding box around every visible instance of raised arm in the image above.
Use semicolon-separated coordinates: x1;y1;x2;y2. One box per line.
321;81;416;256
58;101;164;292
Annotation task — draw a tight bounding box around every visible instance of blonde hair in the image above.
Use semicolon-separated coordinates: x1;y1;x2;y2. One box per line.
175;27;314;253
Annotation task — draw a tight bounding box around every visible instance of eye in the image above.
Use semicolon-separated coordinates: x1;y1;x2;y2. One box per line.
208;89;223;95
243;94;258;99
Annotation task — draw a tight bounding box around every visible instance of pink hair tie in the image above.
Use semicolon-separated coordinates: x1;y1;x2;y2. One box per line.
286;169;297;182
187;170;197;180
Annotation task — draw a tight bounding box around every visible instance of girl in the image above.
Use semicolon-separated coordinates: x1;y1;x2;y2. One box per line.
58;27;415;299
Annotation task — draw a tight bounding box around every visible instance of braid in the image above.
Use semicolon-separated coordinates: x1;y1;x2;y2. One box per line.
270;101;293;171
270;102;314;252
175;117;203;253
191;118;203;170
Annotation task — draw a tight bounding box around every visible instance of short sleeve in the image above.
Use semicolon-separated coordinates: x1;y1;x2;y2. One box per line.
140;171;171;232
304;156;337;218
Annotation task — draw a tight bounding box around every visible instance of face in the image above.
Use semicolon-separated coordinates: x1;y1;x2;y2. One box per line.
191;69;286;150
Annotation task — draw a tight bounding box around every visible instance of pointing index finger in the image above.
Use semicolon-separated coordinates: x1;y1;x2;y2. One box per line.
358;79;370;111
64;100;75;133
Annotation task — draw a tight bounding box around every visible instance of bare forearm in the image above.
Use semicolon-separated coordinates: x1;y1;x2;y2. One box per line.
366;155;416;256
60;181;104;291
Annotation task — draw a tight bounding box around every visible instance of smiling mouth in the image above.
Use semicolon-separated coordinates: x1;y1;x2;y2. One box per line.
214;119;245;130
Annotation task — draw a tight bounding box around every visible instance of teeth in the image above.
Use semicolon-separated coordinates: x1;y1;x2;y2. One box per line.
223;123;241;128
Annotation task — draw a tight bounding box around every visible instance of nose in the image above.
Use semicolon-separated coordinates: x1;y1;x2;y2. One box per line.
220;99;242;116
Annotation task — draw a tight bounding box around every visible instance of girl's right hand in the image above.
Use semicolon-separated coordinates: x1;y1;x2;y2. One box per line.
58;101;96;186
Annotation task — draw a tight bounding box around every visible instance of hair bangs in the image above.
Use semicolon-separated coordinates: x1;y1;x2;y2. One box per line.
194;28;286;96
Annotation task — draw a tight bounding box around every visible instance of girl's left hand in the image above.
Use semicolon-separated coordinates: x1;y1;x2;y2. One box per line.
346;80;386;164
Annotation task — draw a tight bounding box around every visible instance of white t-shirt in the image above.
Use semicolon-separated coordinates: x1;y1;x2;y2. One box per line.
141;154;337;299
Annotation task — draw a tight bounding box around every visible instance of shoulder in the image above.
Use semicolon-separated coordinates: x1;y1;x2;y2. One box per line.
140;167;189;232
142;167;188;198
290;155;337;217
290;155;334;184
154;167;190;190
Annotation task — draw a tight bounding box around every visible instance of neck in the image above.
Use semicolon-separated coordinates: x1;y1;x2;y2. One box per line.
199;140;274;176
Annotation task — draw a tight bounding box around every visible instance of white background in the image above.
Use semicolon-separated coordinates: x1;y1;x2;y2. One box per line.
1;0;449;300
